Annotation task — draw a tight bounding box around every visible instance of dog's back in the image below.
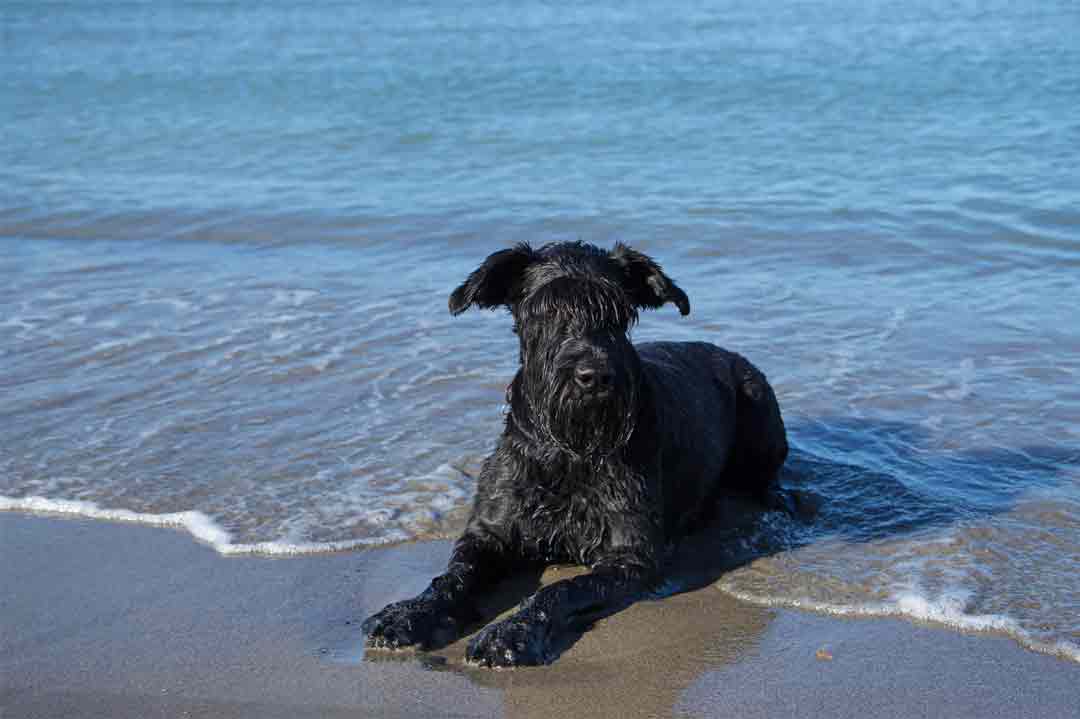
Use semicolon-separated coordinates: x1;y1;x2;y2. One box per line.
637;341;788;537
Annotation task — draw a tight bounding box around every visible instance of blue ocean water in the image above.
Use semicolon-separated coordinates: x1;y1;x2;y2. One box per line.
2;1;1078;660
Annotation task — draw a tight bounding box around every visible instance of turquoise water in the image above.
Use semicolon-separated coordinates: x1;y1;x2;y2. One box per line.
2;1;1078;661
5;1;1079;237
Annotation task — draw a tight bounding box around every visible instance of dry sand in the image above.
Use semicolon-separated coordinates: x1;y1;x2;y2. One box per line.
2;513;1077;718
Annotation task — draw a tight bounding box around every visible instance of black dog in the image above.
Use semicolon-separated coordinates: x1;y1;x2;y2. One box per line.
362;241;788;667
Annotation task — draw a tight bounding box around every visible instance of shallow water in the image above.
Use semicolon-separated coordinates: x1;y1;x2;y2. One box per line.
2;0;1079;661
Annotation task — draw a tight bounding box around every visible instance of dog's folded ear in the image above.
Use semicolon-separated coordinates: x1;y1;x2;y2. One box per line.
609;243;690;316
449;243;538;315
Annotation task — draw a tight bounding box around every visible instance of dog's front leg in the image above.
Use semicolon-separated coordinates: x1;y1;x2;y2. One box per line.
465;558;652;667
363;533;508;650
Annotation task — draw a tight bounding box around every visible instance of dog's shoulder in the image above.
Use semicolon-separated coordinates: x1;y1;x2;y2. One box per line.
636;340;738;373
634;340;741;401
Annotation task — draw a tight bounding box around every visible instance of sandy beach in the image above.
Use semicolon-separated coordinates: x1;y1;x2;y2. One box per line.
2;513;1077;719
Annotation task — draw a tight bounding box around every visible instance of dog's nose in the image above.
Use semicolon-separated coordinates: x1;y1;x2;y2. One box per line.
574;364;613;392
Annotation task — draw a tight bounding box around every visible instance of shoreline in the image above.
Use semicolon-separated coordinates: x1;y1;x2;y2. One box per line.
2;512;1077;718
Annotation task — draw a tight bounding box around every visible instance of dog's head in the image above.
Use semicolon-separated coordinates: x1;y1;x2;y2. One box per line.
450;241;689;459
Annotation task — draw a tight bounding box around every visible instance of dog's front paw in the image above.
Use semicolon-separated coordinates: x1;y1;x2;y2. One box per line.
362;597;460;650
466;613;551;667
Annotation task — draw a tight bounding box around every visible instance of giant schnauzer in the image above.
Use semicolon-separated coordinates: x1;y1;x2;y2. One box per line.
362;241;788;667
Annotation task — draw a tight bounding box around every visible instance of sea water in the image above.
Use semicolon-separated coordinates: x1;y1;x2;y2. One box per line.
2;0;1078;662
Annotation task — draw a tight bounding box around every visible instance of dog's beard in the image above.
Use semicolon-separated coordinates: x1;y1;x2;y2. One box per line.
529;371;637;460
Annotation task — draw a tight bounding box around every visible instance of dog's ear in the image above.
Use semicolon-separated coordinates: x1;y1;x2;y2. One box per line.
609;243;690;315
449;243;537;315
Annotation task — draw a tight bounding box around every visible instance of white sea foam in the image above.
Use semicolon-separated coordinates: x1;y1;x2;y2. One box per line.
0;495;405;556
718;583;1080;664
88;332;155;357
142;297;195;313
311;344;344;372
271;289;319;307
878;306;908;343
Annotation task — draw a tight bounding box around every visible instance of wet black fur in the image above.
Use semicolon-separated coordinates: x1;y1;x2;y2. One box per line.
362;241;788;667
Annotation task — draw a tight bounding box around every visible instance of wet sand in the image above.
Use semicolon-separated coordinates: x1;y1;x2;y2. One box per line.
2;513;1077;719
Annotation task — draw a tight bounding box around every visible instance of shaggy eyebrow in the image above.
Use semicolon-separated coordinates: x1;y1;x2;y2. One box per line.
518;277;639;329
